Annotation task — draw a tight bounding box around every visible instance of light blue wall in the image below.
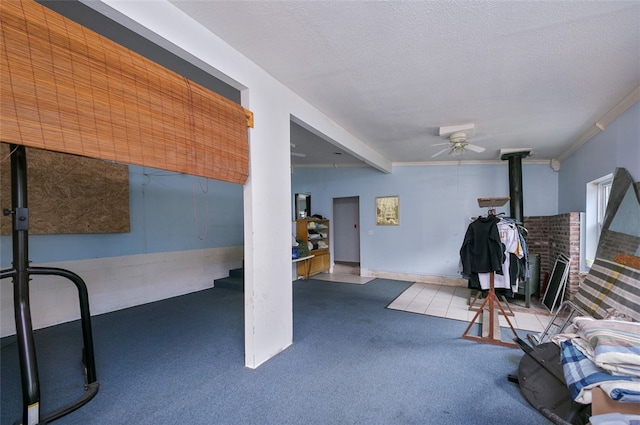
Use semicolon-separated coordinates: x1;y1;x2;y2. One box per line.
558;102;640;213
5;103;633;275
292;163;558;278
1;165;243;268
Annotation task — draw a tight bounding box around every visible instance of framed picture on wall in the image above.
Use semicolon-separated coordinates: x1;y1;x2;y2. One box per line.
376;196;399;226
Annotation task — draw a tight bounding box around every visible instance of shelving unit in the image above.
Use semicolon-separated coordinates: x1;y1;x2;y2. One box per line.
295;218;330;278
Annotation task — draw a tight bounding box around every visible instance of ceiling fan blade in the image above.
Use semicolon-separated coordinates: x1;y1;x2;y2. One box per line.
465;144;486;153
431;147;450;158
291;152;306;157
430;142;451;147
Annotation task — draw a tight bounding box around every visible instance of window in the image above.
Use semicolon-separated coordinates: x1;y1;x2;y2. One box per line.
597;178;613;233
583;173;613;270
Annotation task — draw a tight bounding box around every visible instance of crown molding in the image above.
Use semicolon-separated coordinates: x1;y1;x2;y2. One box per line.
557;86;640;162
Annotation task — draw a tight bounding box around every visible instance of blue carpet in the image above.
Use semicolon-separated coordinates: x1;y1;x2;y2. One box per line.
1;278;550;424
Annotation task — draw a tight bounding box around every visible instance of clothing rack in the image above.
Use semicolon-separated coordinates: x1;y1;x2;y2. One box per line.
462;272;519;348
461;196;518;348
468;290;515;317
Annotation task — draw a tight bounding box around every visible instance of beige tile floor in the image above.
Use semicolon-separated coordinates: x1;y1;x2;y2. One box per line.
387;282;553;333
308;262;375;284
311;272;374;284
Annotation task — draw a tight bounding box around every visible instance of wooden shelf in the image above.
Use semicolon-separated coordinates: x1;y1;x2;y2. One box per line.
477;197;510;208
295;218;330;278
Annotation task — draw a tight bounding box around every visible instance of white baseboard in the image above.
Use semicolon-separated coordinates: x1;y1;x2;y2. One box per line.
360;269;466;287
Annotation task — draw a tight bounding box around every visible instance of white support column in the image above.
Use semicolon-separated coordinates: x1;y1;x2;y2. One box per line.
89;0;295;368
242;89;293;368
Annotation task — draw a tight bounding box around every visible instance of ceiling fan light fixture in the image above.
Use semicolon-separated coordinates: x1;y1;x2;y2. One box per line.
449;132;468;145
432;123;487;157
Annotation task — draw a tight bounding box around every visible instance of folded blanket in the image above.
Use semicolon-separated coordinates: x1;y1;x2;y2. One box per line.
573;317;640;377
561;339;640;404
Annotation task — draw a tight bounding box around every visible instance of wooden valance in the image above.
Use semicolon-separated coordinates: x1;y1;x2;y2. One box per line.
0;0;251;184
477;197;510;208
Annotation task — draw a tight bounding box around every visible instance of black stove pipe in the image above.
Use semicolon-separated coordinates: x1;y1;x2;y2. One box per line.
500;151;531;223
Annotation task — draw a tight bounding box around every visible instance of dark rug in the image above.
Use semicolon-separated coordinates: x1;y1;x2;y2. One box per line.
1;278;549;424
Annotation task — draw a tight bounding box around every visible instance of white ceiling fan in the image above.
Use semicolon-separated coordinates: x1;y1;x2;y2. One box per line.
431;124;487;158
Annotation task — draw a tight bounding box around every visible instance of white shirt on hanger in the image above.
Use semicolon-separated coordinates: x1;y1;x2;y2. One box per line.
478;220;523;290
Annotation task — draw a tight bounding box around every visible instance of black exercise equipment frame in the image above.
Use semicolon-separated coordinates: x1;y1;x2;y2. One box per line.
1;144;99;424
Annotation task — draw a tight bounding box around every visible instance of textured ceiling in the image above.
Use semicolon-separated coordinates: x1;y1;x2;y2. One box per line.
167;0;639;166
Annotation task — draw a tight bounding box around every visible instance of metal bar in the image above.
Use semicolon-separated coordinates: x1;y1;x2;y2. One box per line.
1;144;99;424
9;144;41;424
39;382;99;424
29;267;98;384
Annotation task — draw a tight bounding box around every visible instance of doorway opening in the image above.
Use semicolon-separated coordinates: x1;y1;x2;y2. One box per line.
332;196;360;275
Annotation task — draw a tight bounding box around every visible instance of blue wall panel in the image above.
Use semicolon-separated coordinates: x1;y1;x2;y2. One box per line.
0;165;243;267
292;162;558;278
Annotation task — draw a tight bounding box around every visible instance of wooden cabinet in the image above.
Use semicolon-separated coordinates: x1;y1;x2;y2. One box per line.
295;218;330;277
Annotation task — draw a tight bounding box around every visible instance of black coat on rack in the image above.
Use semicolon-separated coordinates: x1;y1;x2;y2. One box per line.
460;214;504;278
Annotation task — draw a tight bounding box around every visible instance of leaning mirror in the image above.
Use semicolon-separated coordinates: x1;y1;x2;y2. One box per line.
294;193;311;219
596;168;640;260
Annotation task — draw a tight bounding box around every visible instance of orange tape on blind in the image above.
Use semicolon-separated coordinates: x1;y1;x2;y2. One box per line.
0;0;250;184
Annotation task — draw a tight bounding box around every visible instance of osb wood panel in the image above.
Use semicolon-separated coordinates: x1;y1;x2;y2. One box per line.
1;143;129;234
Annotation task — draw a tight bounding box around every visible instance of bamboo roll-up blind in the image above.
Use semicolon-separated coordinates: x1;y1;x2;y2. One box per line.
0;0;251;184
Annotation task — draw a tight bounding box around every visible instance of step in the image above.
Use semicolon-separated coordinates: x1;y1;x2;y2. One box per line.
228;268;244;278
214;273;244;292
333;263;360;275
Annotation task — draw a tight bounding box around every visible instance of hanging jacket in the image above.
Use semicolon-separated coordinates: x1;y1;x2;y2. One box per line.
460;215;504;276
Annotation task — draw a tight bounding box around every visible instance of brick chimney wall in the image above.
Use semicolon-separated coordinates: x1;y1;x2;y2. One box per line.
524;213;581;300
549;213;582;299
522;215;549;286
